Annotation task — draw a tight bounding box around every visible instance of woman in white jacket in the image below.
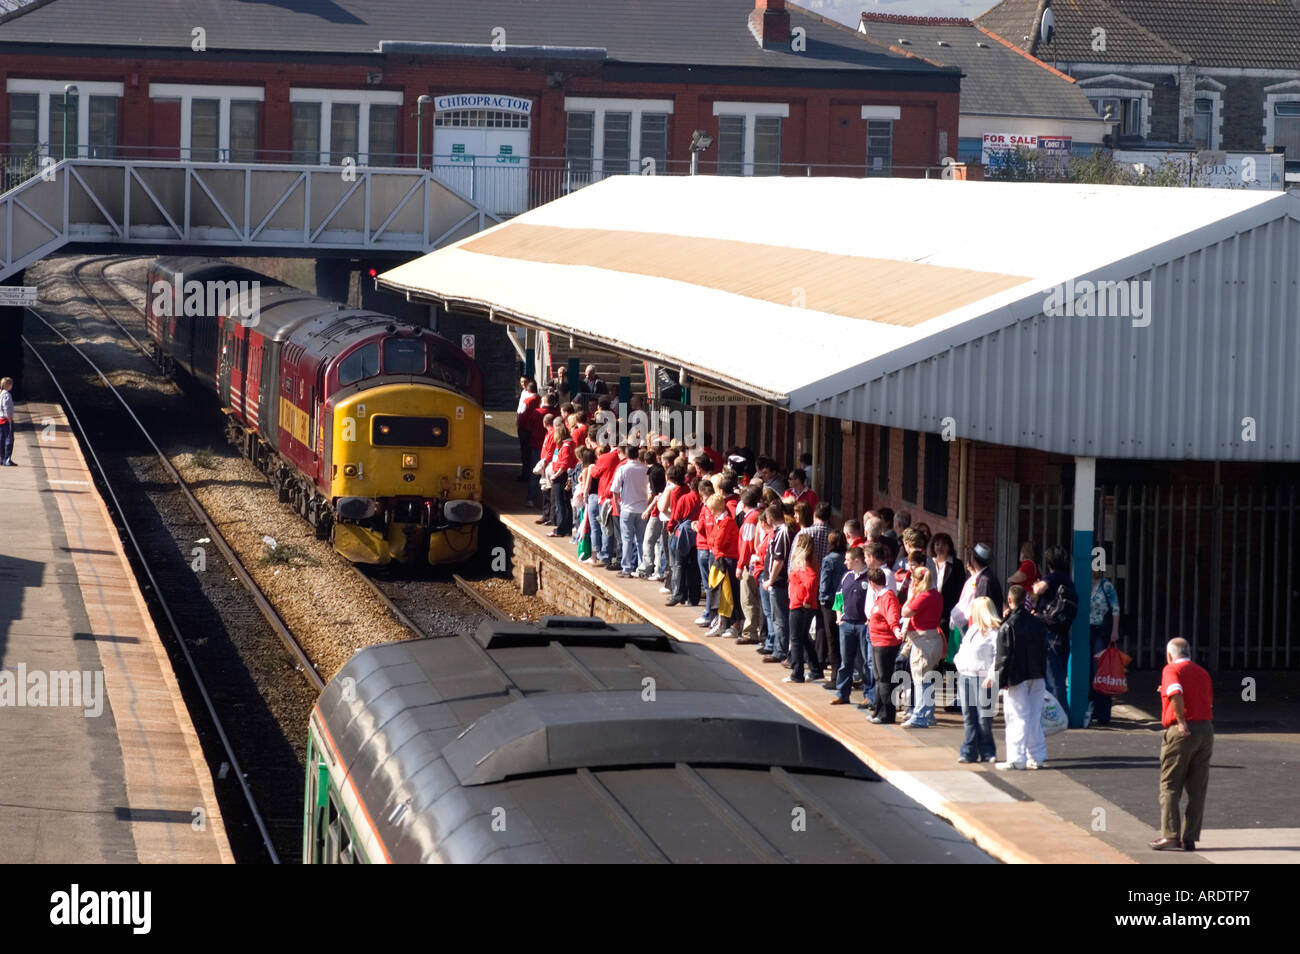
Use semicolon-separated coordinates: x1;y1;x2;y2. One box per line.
954;596;1000;763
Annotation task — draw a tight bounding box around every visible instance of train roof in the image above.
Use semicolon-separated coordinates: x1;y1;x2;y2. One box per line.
313;617;992;864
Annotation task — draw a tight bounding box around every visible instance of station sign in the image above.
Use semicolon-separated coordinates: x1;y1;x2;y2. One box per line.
461;334;475;358
0;286;38;306
692;387;754;408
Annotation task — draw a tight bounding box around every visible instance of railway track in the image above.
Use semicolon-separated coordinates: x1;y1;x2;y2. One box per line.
20;326;284;863
22;254;499;858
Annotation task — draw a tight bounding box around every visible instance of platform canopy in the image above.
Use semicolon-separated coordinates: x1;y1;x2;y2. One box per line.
378;175;1300;461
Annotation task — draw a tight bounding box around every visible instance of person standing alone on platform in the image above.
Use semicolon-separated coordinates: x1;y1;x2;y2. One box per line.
993;584;1049;770
0;377;16;467
1150;637;1214;852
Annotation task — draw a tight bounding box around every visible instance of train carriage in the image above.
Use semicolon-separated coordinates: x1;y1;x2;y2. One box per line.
306;617;994;864
147;256;484;566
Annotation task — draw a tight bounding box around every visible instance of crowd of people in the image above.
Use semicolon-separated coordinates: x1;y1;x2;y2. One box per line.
515;376;1126;770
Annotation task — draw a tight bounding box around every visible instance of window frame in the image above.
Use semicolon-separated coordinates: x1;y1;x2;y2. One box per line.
147;83;265;162
565;97;675;180
901;430;919;504
923;433;950;517
6;79;126;160
288;87;405;167
710;101;789;177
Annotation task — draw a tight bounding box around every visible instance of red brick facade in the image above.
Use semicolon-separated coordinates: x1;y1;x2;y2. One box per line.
0;51;958;173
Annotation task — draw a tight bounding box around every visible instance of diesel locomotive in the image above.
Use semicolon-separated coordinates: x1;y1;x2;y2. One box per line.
145;257;484;566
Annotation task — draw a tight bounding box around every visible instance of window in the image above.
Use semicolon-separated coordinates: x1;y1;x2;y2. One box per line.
292;102;321;164
49;95;79;159
383;337;426;374
565;99;675;180
877;426;890;495
602;111;631;176
1192;99;1214;150
1090;96;1142;137
369;104;398;166
566;111;595;180
753;116;781;175
712;104;789;176
8;93;38;154
338;342;379;386
902;430;918;504
190;98;219;161
372;415;449;448
433;108;527;129
229;101;259;162
923;433;950;516
640;112;669;170
1273;102;1300;161
87;96;118;159
867;120;893;176
330;102;359;165
717;115;746;175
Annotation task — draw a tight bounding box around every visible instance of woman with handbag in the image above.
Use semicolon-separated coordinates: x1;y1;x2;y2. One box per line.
1089;563;1122;726
900;566;945;728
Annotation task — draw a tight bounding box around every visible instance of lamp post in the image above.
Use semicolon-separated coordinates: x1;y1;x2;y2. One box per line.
689;129;713;176
415;95;432;170
62;84;79;160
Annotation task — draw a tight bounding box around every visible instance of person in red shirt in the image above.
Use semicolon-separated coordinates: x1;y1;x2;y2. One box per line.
844;519;866;551
547;423;578;538
515;385;540;480
701;433;725;474
706;492;742;638
784;534;823;683
1151;637;1214;852
591;444;624;569
864;567;902;723
736;486;765;646
693;479;716;627
782;468;818;511
899;566;945;728
666;470;703;607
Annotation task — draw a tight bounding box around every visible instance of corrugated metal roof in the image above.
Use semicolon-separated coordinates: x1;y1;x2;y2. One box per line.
378;174;1300;461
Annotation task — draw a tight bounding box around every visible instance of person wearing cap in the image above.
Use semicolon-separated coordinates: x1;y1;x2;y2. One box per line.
950;543;1004;630
1150;637;1214;851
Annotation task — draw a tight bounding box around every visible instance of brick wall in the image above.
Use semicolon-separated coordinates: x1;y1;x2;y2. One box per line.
510;533;645;623
1220;77;1269;151
0;50;958;175
433;307;519;411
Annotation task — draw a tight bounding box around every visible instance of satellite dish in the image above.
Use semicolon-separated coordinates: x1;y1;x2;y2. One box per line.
1041;8;1056;45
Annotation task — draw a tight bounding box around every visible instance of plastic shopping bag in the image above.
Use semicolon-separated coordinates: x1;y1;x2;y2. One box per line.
1041;690;1069;736
946;624;963;665
1092;646;1131;696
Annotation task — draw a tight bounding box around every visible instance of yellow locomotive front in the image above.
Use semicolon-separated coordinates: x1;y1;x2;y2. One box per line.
327;382;484;565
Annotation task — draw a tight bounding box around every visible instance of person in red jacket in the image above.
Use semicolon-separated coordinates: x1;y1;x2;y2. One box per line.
516;383;540;481
693;479;716;627
900;566;946;728
782;468;818;511
707;492;741;638
536;413;557;525
547;423;578;538
784;534;824;683
866;567;903;724
591;443;623;569
667;470;703;607
736;485;765;646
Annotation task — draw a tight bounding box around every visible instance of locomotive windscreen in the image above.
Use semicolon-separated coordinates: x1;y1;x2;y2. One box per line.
371;416;450;447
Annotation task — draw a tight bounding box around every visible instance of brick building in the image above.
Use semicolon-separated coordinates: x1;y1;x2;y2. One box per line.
978;0;1300;172
0;0;962;196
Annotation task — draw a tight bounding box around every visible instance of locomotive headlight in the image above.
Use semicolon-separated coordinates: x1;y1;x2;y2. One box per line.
344;464;359;477
402;453;418;469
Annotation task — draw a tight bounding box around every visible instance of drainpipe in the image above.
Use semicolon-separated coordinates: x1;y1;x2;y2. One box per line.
956;438;969;557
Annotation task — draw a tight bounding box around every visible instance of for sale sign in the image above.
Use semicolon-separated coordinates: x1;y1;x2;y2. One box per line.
982;133;1038;165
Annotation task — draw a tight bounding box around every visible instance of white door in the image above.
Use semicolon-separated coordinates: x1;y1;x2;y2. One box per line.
431;106;530;215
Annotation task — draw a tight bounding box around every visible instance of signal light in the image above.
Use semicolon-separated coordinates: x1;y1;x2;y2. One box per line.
402;454;418;469
368;268;378;278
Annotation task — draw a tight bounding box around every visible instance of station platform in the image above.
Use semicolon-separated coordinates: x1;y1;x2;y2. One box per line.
0;402;232;863
481;421;1300;864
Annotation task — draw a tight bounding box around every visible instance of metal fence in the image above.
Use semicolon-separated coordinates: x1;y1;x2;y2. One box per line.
997;479;1299;671
2;142;952;213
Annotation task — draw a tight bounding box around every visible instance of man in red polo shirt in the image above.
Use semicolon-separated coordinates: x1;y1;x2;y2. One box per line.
1150;637;1214;852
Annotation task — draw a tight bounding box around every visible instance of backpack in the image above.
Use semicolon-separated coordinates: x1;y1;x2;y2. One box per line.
1040;583;1078;633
